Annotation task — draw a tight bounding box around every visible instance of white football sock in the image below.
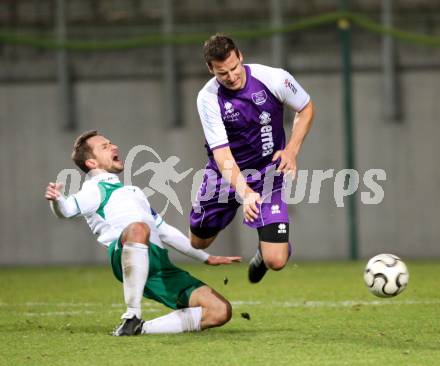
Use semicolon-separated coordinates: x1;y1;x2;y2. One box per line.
121;242;149;320
142;307;202;334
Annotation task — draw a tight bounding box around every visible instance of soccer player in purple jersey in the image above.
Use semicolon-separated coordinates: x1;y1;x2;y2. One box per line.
190;34;314;283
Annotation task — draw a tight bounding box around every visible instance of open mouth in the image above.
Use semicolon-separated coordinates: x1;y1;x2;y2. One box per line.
112;154;120;162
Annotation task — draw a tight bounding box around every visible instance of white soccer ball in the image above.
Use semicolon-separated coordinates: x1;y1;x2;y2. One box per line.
364;254;409;298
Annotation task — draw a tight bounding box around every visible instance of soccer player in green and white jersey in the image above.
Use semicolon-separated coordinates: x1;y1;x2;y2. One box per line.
45;130;241;336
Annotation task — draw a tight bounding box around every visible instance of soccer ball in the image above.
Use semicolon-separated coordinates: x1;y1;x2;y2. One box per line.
363;254;409;298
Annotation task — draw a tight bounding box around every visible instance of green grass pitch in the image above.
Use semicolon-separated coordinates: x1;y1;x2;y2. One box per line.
1;261;439;365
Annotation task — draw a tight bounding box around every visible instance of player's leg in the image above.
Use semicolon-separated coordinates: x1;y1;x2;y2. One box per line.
112;222;150;336
248;224;290;283
189;202;239;249
141;286;231;334
189;228;219;249
261;240;292;270
190;204;233;249
189;169;239;249
247;188;291;283
188;285;232;329
140;245;231;334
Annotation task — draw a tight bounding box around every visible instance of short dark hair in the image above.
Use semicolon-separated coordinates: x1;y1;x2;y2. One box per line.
71;130;98;173
203;34;240;68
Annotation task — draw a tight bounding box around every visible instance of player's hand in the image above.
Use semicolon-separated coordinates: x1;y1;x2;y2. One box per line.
205;255;242;266
243;190;262;223
272;149;297;178
45;182;63;201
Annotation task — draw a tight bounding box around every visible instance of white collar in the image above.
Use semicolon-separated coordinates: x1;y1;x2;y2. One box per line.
86;170;121;183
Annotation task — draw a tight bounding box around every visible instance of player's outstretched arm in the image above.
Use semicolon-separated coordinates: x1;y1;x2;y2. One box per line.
158;221;242;265
45;182;80;218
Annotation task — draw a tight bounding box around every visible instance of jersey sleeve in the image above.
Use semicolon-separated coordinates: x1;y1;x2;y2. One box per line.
150;207;164;228
250;64;310;112
50;196;80;218
72;181;101;216
157;220;210;262
197;85;229;150
272;68;310;111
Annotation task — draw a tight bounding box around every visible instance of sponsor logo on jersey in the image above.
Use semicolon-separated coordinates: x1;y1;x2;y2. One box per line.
223;101;240;122
259;111;271;125
224;101;234;114
271;204;281;215
278;223;287;234
284;78;297;94
252;90;268;105
259;111;273;156
260;128;274;157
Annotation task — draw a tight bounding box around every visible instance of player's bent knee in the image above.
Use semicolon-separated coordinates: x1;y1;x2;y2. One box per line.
189;232;216;249
189;227;219;249
203;298;232;328
190;286;231;328
190;238;211;250
219;300;232;324
209;300;232;327
122;222;150;244
265;256;287;271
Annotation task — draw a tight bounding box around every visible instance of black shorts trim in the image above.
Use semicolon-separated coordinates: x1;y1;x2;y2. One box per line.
257;222;289;243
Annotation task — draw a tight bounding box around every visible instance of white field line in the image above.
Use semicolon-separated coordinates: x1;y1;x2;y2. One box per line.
231;299;440;308
0;301;162;317
21;311;95;317
15;309;160;317
0;302;161;308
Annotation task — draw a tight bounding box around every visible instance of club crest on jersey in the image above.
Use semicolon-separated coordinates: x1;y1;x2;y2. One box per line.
251;90;267;105
259;111;271;125
284;79;297;94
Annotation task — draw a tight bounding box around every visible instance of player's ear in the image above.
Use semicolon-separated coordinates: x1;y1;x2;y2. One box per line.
85;158;97;171
238;51;243;63
206;62;214;75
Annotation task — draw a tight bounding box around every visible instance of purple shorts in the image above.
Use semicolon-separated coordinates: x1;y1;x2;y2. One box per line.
190;166;289;233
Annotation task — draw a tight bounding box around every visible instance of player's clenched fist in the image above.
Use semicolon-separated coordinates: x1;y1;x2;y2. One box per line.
45;182;63;201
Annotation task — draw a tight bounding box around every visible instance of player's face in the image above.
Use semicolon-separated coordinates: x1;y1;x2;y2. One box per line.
86;135;124;173
209;51;246;91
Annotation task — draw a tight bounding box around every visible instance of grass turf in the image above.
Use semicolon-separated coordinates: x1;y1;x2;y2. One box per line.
0;261;439;365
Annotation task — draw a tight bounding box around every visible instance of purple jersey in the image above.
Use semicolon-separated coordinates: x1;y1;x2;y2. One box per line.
197;64;310;176
191;64;310;232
